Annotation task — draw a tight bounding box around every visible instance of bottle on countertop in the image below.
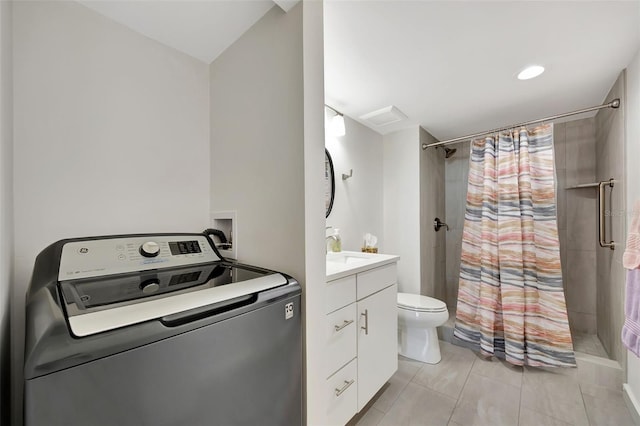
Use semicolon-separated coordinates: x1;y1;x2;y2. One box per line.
331;228;342;252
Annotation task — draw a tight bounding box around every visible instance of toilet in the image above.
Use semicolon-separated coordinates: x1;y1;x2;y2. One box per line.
397;293;449;364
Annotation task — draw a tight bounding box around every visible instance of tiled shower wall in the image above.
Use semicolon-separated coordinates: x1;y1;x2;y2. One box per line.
444;142;470;308
444;120;600;337
420;128;446;301
595;71;626;364
556;118;598;334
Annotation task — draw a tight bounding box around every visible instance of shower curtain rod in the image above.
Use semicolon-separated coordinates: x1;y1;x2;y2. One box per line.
421;98;620;150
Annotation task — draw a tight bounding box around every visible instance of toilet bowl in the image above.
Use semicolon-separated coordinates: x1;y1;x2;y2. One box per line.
397;293;449;364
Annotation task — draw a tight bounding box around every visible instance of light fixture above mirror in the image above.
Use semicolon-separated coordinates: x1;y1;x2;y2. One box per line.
325;104;345;137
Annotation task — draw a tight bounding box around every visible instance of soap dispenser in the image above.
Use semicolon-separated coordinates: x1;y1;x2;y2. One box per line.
331;228;342;252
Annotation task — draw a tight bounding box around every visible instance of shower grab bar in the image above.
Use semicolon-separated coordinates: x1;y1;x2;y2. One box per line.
598;178;616;250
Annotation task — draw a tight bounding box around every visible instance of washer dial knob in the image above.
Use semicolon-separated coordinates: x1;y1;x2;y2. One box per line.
140;278;160;294
140;241;160;258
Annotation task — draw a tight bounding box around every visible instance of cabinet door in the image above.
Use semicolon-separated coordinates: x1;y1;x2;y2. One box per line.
357;283;398;411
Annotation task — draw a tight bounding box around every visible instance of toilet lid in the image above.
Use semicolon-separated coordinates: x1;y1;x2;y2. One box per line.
397;293;447;312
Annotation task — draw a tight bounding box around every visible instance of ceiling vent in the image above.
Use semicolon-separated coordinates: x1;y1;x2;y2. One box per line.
360;105;408;127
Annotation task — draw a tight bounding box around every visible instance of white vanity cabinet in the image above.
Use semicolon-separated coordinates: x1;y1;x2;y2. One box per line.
356;267;398;411
324;260;398;425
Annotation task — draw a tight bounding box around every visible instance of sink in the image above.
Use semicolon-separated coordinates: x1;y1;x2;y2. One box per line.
326;252;370;264
326;250;400;281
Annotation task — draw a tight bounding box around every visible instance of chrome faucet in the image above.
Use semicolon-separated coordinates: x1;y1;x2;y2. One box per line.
325;226;337;253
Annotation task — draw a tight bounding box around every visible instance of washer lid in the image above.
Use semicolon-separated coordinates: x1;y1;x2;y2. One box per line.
62;266;288;337
397;293;447;312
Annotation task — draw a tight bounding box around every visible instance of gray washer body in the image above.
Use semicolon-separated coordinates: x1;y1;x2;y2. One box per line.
24;235;302;426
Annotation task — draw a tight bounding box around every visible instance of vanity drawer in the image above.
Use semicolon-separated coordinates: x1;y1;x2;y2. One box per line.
325;303;357;378
326;358;358;426
326;275;356;314
357;263;397;300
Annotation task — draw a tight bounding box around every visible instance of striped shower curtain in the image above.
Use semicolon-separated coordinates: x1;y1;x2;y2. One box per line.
453;124;576;367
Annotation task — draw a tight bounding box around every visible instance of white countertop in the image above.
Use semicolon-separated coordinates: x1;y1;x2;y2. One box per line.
326;251;400;281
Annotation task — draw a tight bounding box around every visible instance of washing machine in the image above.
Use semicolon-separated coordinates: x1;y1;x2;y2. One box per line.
24;233;302;426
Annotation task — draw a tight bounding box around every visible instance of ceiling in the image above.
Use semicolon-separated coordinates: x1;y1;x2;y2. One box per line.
78;1;640;142
79;0;278;63
324;1;640;140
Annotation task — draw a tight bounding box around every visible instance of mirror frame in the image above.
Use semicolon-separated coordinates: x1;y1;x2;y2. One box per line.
325;148;335;218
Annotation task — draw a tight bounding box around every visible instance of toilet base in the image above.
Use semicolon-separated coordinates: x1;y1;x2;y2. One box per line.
398;326;442;364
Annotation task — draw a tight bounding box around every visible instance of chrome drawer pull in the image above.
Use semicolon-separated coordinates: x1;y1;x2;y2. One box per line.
361;309;369;335
334;319;354;332
334;379;355;397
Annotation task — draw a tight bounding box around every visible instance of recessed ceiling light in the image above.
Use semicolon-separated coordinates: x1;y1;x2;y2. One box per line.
517;65;545;80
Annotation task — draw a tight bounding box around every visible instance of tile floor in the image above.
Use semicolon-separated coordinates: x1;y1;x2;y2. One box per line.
572;333;610;359
347;341;635;426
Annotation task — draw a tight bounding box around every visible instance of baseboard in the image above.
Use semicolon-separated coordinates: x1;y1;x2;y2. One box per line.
623;384;640;426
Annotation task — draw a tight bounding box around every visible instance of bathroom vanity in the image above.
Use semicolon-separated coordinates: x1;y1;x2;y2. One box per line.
325;251;400;425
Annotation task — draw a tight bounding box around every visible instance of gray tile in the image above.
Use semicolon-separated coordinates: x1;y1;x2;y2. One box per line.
581;383;635;426
566;190;597;250
590;335;609;358
575;355;623;392
568;311;597;334
373;358;422;413
445;278;459;309
352;407;384;426
449;373;520;426
554;123;566;170
445;229;462;282
518;407;572;426
446;193;465;231
560;233;568;288
411;341;476;399
469;356;523;388
566;117;594;129
445;155;464;183
572;333;609;358
565;123;596;187
520;366;589;425
566;249;597;315
572;333;603;357
556;169;567;231
377;381;457;426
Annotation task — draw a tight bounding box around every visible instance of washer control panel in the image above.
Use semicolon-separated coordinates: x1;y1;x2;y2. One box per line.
58;235;220;281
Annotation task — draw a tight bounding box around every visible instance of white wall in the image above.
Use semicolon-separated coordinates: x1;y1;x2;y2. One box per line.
209;4;304;280
383;127;421;294
0;0;13;423
325;115;383;251
624;48;640;420
302;2;327;423
12;1;210;422
209;4;326;423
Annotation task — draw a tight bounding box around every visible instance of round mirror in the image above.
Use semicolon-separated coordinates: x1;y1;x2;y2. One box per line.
325;149;335;218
